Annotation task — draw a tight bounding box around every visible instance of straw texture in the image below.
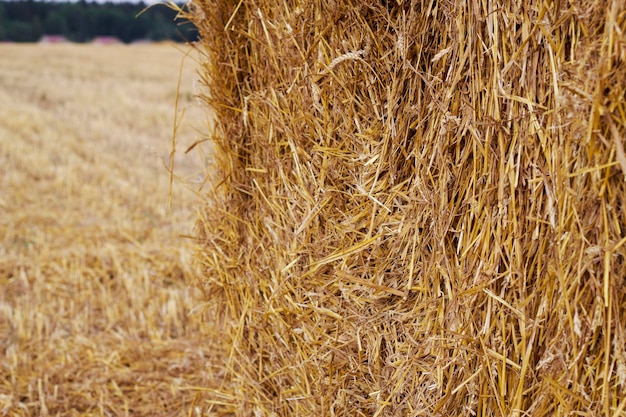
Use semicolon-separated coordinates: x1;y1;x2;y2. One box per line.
191;1;626;415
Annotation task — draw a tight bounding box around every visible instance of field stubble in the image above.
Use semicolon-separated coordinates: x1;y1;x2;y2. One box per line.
0;44;219;416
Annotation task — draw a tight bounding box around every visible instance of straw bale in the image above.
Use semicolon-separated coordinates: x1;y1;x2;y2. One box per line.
190;1;626;415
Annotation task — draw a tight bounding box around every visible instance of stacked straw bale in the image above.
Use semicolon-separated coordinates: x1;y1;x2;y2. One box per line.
190;1;626;415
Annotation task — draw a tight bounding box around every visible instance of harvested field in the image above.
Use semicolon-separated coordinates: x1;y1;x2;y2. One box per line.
0;43;218;416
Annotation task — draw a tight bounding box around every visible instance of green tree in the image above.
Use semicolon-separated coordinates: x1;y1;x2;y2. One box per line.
0;3;7;40
43;11;68;35
0;0;197;43
6;21;35;42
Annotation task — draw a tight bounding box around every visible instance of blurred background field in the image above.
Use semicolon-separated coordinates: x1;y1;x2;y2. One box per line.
0;43;218;416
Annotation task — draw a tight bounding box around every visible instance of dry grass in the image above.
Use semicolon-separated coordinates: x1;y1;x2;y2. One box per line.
190;1;626;416
0;43;220;416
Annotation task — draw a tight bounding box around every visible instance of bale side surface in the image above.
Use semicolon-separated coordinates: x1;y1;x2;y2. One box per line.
191;1;626;415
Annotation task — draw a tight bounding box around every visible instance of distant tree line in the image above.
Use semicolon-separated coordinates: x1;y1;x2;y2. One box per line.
0;0;198;43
